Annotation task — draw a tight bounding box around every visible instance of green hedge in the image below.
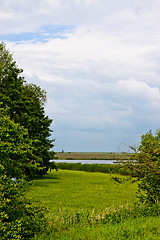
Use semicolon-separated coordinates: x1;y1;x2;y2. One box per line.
55;163;131;175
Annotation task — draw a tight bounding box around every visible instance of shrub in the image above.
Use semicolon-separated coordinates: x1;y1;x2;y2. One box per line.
117;129;160;205
0;171;50;239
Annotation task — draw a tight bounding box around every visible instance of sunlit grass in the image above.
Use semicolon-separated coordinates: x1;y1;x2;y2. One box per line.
34;215;160;240
26;170;160;240
26;170;137;212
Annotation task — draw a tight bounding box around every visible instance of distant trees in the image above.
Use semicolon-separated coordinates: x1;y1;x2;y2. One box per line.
0;42;56;177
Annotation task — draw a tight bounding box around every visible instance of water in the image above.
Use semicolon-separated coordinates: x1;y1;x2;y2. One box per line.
51;159;118;164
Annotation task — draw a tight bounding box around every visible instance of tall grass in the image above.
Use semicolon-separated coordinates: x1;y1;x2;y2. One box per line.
33;215;160;240
32;203;160;240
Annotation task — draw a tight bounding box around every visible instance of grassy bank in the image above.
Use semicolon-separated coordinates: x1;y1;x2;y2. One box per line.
56;152;132;160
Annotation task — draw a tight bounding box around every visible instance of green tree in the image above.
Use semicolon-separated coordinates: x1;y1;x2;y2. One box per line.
0;42;56;176
20;83;56;175
0;107;43;178
0;109;50;239
118;130;160;205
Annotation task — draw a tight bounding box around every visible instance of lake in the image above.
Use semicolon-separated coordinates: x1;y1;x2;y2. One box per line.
51;159;118;164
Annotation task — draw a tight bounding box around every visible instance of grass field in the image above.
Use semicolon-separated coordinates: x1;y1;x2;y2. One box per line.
55;152;132;160
26;170;160;239
26;170;137;212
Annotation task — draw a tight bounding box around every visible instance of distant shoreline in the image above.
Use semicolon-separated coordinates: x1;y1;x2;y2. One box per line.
55;152;132;160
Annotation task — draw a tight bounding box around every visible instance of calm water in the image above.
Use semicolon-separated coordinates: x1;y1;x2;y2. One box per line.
51;159;117;164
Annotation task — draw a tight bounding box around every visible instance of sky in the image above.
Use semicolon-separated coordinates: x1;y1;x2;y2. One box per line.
1;0;160;152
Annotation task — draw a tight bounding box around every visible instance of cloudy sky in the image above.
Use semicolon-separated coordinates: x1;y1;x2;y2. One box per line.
1;0;160;152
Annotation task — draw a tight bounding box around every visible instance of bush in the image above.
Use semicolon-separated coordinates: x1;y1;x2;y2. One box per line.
117;129;160;205
0;172;50;239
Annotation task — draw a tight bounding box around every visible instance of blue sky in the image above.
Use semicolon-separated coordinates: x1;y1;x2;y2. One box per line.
0;25;74;42
1;0;160;152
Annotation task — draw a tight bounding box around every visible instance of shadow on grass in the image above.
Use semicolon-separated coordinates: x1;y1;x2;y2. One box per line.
28;170;60;187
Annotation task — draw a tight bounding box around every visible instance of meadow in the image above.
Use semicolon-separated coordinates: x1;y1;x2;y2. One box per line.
24;169;160;239
26;170;137;212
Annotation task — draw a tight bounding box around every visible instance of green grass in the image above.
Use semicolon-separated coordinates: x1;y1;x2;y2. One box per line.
34;215;160;240
26;170;160;239
26;170;137;212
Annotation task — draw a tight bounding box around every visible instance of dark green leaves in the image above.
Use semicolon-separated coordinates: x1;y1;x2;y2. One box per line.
0;42;56;177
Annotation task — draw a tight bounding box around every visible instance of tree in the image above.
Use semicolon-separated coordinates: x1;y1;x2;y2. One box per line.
0;42;56;176
0;43;54;239
118;129;160;205
0;109;50;239
0;107;43;178
19;83;56;175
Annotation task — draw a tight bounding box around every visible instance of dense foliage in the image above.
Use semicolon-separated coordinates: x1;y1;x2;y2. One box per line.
0;107;43;178
0;172;49;239
0;109;50;239
0;42;56;177
119;129;160;205
0;43;56;239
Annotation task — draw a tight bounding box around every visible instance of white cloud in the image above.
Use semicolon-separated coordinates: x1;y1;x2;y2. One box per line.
0;0;159;34
1;0;160;151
